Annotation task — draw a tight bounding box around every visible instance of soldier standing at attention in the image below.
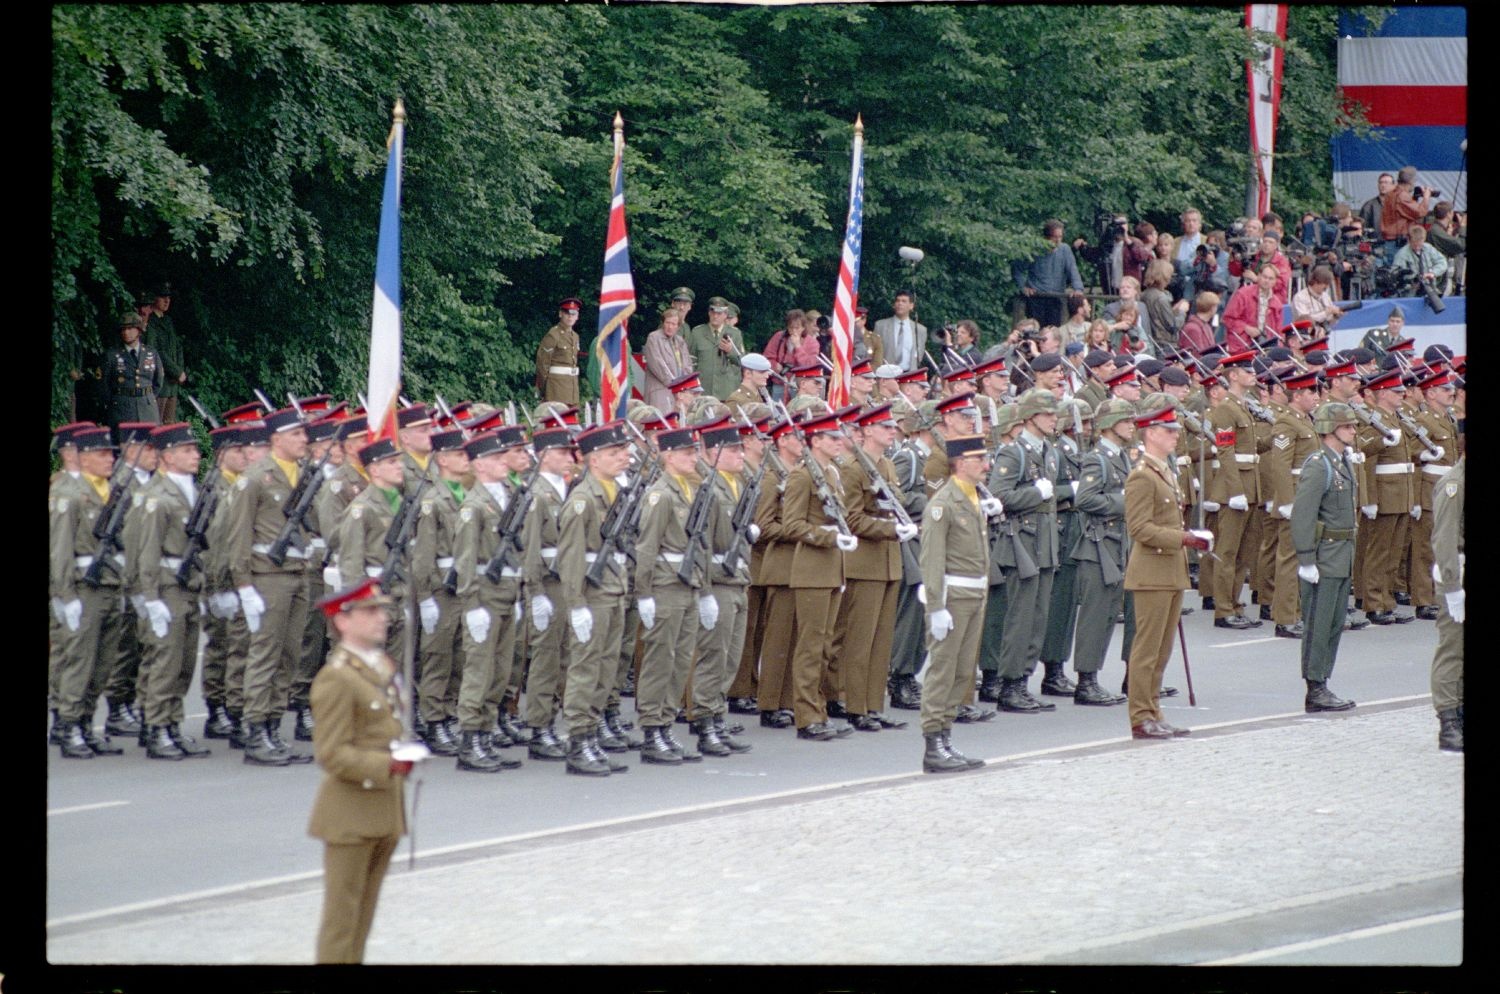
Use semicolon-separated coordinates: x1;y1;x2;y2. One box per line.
752;418;803;728
111;421;158;742
1266;371;1322;639
198;424;249;742
102;312;164;438
519;427;576;761
145;284;186;423
535;298;583;405
1207;351;1268;630
308;579;415;964
1068;398;1134;706
1356;369;1419;625
1123;404;1211;739
918;433;994;772
1429;422;1464;752
1291;403;1362;712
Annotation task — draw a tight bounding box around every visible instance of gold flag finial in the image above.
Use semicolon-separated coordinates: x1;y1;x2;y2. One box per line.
854;113;863;136
613;110;624;134
393;98;407;125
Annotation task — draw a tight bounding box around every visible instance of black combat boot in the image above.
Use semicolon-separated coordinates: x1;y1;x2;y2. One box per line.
595;715;629;753
977;671;1002;703
499;711;529;747
478;732;522;768
713;714;752;752
1039;663;1077;697
1304;681;1356;713
1073;672;1126;706
168;722;211;757
603;707;641;748
662;725;702;762
421;717;459;757
940;729;984;768
590;733;629;773
82;724;124;755
59;721;95;759
203;701;236;739
266;719;314;763
639;726;682;765
48;709;65;746
922;732;968;773
227;709;247;750
457;731;505;772
528;724;567;761
291;704;316;741
146;725;185;761
243;722;291;766
998;677;1042;713
564;732;610;776
105;699;140;736
1437;709;1463;752
692;717;733;757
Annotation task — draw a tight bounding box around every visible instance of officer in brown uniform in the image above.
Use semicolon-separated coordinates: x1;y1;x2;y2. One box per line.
726;412;777;713
752;418;803;727
722;353;773;416
1266;370;1322;638
198;423;250;741
307;579;418;964
1123;405;1211;738
227;406;317;767
535;298;583;405
519;426;576;759
1409;366;1458;620
1207;351;1269;629
1356;369;1419;624
919;433;993;772
289;401;345;741
410;426;470;752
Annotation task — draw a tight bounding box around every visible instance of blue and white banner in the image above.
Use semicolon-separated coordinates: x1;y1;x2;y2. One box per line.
1291;296;1466;356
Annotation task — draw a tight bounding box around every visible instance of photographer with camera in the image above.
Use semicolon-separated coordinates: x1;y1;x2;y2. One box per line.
1291;265;1346;331
1388;223;1448;294
1380;166;1434;255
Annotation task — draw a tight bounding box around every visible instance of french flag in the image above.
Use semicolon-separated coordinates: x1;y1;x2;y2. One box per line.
1332;7;1466;211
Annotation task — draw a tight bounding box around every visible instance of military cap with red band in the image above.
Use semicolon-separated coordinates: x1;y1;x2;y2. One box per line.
1301;336;1331;355
1364;369;1405;392
461;409;505;434
1134;406;1181;429
831;403;862;424
1387;337;1416;354
788;364;826;380
856;403;896;427
896;368;930;385
209;425;242;451
1283;371;1321;392
935;394;976;416
692;413;734;434
149;422;197;448
941;364;977;383
668;371;704;394
1219;350;1257;369
767;418;797;440
559;297;582;312
972;357;1006;378
800;412;843;437
317;578;395;618
1418;368;1456;390
117;421;156;445
293;394;335;417
52;422;97;448
849;358;874;378
74;426;117;452
1103;366;1138;388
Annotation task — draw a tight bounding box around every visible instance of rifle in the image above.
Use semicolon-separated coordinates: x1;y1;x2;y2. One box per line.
481;451;542;584
677;447;726;587
587;445;662;588
265;444;334;566
762;388;854;538
1393;408;1445;461
173;468;220;588
975;479;1030;578
83;442;147;588
837;423;921;578
186;395;221;430
378;476;431;591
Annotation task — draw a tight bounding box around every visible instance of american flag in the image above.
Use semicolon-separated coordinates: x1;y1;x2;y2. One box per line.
593;113;637;421
826;116;865;409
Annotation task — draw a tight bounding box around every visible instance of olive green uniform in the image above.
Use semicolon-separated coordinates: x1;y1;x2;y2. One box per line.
136;471;206;729
1292;445;1358;682
1429;459;1464;712
411;480;466;724
1208;392;1267;620
752;465;798;714
783;461;848;729
102;345;164;431
1071;438;1130;674
1268;406;1319;626
635;472;704;728
991;429;1061;680
200;465;246;719
888;438;931;686
521;473;569;730
690;467;752;722
557;473;627;740
146;311;184;422
1356;412;1417;614
50;474;128;728
918;478;990;734
454;480;524;734
1040;431;1084;668
687;321;746;400
834;451;903;716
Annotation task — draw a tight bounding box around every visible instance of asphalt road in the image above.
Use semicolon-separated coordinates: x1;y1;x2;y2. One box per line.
45;600;1460;967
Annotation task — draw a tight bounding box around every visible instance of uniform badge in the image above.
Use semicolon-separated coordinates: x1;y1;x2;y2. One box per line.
330;480;344;495
1273;435;1290;450
350;505;364;520
1445;481;1458;498
236;475;249;491
997;466;1010;475
1083;474;1097;483
145;497;159;513
573;499;586;515
132;493;145;507
648;491;661;507
930;505;943;521
420;500;433;516
459;507;474;523
55;497;68;513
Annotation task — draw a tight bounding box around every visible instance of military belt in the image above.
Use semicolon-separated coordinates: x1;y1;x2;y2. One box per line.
658;552;686;564
1319;528;1355;542
540;547;558;561
1234;454;1260;464
252;542;309;559
113;389;151;397
548;366;579;376
1175;455;1191;467
435;556;455;569
1421;463;1453;477
75;554;125;569
1375;463;1414;475
495;566;523;578
159;556;184;570
308;537;327;551
1289;467;1302;476
365;566;384;578
584;551;627;566
943;574;987;590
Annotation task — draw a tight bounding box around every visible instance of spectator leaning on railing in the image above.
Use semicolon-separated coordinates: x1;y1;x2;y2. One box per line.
1389;224;1448;289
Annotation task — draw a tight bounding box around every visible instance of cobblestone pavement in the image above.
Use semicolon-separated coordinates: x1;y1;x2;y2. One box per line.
48;702;1461;965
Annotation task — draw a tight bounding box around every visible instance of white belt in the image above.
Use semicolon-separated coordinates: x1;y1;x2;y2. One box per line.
1175;456;1191;467
1234;454;1260;464
1210;460;1220;469
548;366;578;376
159;556;184;570
1289;467;1301;476
308;537;327;551
659;552;685;564
1422;463;1452;477
365;566;383;578
435;556;455;568
584;551;626;565
944;574;988;590
74;554;124;568
1376;463;1414;475
252;542;309;559
497;566;523;578
540;547;558;560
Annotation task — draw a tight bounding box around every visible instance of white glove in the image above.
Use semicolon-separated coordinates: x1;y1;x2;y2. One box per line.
637;596;657;631
569;606;593;644
1419;448;1443;463
1382;430;1401;448
1034;478;1054;501
322;565;341;590
1361;504;1378;520
915;583;927;606
1297;563;1320;584
1201;500;1221;513
979;496;1004;517
198;597;209;617
1277;503;1294;520
1445;590;1465;624
895;521;919;542
1189;528;1215;553
130;594;147;615
513;599;524;625
746;523;761;543
1066;480;1080;497
464;606;491;644
1192;477;1202;492
62;598;83;633
144;598;171;639
237;585;265;633
530;594;553;632
698;595;719;630
1264;499;1275;513
50;597;65;624
1410;504;1422;521
835;533;859;552
1227;495;1249;512
1348;450;1366;465
929;609;954;642
215;591;242;618
418;596;439;634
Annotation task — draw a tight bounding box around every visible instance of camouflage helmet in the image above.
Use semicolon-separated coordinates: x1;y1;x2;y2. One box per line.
118;311;146;330
688;398;729;422
1312;401;1359;435
1016;388;1060;419
1058;398;1091;429
912;398;942;430
532;401;571;422
1094;397;1137;431
787;394;831;418
626;403;664;424
1140;391;1178;413
740;402;774;423
991;402;1023;436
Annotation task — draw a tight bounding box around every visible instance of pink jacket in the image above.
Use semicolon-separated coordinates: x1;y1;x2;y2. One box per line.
1221;284;1284;354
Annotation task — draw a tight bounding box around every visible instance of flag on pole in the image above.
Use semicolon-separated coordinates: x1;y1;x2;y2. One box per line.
1245;5;1287;219
826;116;865;410
593;113;637;422
366;99;406;444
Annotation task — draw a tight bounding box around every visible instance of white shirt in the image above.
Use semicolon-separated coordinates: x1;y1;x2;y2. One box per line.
483;480;510;511
896;319;913;370
539;471;568;501
166;470;197;508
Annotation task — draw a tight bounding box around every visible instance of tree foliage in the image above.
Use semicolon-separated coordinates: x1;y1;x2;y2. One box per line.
52;4;1365;421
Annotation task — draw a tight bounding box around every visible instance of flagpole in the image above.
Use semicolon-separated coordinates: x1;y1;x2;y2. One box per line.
828;114;863;409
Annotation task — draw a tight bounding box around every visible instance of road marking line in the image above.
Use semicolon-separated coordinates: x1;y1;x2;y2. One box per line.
1209;637;1281;647
48;801;130;817
1200;910;1463;965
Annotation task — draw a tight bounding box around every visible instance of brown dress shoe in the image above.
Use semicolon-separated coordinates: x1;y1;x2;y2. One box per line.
1131;720;1174;740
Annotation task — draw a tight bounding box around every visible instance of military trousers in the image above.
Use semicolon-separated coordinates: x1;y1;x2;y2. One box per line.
222;612;252;714
292;568;328;710
1072;559;1124;674
1270;517;1301;626
1211;506;1252;619
1040;558;1080;665
919;589;986;735
49;608;65;709
1363;513;1410;614
608;596;640;711
315;834;399;964
108;599;143;706
728;583;766;700
1352;510;1373;606
638;584;699;728
1197;509;1219;602
999;566;1055;680
1254;506;1277;606
889;577;926;680
199;590;231;706
756;585;797;713
978;581;1007;677
791;586;842;728
457;579;520;733
562;593;624;739
1299;575;1349;683
243;571;309;724
416;589;464;723
1430;596;1464;712
836;578;898;715
1408;510;1436;607
523;581;568;729
1125;589;1182;728
57;586;126;723
690;583;747;721
141;586;201;727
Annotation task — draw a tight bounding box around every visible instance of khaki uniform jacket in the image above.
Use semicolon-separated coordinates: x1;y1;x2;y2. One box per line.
1123;453;1190;592
1076;381;1107;417
783;462;847;589
1357;413;1416;514
1414;405;1457;510
705;468;751;588
1291;445;1358;577
858;329;885;368
117;470;154;594
318;462;368;567
919;479;989;610
455;479;522;606
1431;459;1464;595
558;472;626;610
306;644;407;844
410;480;463;601
839;451;902;582
336;485;399;590
227;455;308;589
50;474;116;598
890;440;929;518
203;468;238;592
688;322;745;400
1071;438;1130;573
722;383;761;417
752;467;792;586
535;322;581;404
146;313;184;398
521;474;568;589
1268;406;1319;511
635;473;701;597
400;452;436;500
135;473;201;599
922;428;949;495
990;430;1062;569
1208;393;1265;504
